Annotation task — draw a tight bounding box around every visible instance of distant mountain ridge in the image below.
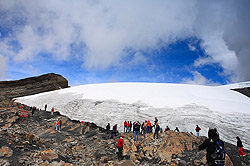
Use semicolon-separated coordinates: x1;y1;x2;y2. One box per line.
0;73;68;100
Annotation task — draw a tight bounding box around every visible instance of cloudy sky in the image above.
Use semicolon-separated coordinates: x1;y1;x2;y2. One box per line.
0;0;249;86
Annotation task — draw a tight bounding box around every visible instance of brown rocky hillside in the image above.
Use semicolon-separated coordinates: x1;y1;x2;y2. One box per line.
1;100;249;165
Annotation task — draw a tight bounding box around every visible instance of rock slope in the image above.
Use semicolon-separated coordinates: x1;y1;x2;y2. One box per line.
0;100;249;165
0;73;68;100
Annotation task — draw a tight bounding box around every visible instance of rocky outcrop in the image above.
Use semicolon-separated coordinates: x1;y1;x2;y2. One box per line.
0;73;68;100
0;100;249;165
232;87;250;98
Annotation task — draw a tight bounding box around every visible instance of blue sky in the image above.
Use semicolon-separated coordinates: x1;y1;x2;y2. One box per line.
0;0;249;86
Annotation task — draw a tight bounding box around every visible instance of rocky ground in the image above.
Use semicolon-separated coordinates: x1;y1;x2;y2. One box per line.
0;100;250;166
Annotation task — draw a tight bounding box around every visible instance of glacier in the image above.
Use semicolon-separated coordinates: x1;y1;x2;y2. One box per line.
15;82;250;149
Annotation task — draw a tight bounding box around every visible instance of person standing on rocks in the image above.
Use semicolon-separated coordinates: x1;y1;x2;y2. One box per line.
127;122;130;133
154;122;160;139
59;119;62;130
106;123;110;133
45;104;47;111
134;121;140;141
124;121;127;133
154;117;158;126
111;124;117;139
51;107;54;115
146;120;151;133
195;125;201;136
199;128;225;166
56;119;60;131
236;136;246;156
129;121;132;132
165;126;170;132
174;127;179;132
117;135;124;161
31;106;36;116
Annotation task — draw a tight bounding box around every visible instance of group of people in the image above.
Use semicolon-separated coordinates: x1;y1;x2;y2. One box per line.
115;119;246;165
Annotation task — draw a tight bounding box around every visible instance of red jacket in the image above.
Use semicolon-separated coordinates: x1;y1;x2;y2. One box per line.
124;121;127;126
117;138;123;148
51;108;54;112
57;121;60;125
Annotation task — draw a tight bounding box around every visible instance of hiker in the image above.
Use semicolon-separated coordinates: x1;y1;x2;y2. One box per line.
106;123;110;133
154;123;160;139
146;120;151;133
59;119;62;130
199;128;225;166
141;122;145;135
236;136;246;156
56;119;60;131
174;127;179;132
165;126;170;132
127;122;130;132
31;106;36;116
45;104;47;111
51;107;54;115
124;121;127;132
134;121;140;141
129;121;132;132
117;135;124;161
154;117;158;125
111;124;117;139
195;125;201;136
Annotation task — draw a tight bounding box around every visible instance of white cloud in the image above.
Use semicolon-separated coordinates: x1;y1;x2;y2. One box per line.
182;71;219;86
0;0;249;82
0;55;7;78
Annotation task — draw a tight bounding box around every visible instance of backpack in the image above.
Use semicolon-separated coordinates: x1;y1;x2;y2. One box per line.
211;140;225;166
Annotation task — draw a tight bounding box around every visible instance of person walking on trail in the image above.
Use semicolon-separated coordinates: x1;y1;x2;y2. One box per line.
146;120;151;133
154;123;160;139
236;136;246;156
117;135;124;161
45;104;47;111
56;119;60;131
124;121;127;133
199;128;225;166
195;125;201;136
134;121;140;141
51;107;54;115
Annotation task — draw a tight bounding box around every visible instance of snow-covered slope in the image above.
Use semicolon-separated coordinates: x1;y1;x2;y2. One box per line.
15;82;250;149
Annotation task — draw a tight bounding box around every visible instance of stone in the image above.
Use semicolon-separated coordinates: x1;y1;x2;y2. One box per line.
41;149;58;161
0;146;13;157
25;133;35;143
0;159;10;166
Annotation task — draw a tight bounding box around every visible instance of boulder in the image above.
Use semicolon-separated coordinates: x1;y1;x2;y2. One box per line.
41;149;58;161
0;146;13;157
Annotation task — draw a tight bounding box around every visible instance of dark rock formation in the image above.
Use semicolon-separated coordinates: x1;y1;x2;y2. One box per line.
232;87;250;98
0;73;68;100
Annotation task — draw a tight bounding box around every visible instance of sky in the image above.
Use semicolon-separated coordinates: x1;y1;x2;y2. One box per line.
0;0;250;86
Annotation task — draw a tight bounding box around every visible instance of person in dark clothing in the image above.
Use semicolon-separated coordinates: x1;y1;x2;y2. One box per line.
174;127;179;132
111;124;117;139
59;119;62;130
134;121;140;141
154;117;158;125
117;135;124;160
199;128;225;166
106;123;110;133
129;121;132;132
165;126;170;132
32;107;35;115
154;123;160;139
45;104;47;111
124;121;127;133
195;125;201;136
236;136;246;156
